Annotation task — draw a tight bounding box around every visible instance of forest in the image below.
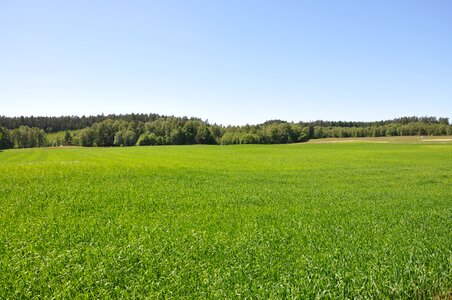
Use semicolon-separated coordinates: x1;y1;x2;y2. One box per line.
0;114;451;149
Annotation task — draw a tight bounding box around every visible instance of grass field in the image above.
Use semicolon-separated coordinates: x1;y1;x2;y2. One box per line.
1;142;451;298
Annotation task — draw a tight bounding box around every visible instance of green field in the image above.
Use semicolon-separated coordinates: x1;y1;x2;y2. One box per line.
1;143;451;298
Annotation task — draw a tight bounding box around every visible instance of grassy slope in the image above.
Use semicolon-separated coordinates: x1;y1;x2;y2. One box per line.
0;144;451;298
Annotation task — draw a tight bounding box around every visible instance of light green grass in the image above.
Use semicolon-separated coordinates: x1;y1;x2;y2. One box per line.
1;144;451;298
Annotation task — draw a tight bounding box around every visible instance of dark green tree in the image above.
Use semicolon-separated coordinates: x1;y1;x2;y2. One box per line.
195;125;216;144
79;128;95;146
182;120;198;145
0;126;13;150
64;131;73;146
94;120;116;146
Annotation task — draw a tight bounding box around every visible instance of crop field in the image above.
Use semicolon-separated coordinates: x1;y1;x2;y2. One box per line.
0;142;451;298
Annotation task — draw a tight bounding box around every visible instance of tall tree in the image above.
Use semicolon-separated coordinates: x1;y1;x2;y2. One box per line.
0;126;13;150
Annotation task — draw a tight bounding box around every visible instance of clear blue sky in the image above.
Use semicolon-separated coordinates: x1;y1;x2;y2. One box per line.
1;0;451;125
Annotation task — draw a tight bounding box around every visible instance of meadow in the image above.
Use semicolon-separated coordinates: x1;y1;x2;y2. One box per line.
0;142;451;298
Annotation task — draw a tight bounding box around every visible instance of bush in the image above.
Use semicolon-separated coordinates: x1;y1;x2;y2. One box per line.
136;133;160;146
239;133;260;144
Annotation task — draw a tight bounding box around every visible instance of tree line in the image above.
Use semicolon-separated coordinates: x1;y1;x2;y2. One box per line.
300;116;450;128
0;113;161;133
0;114;451;149
311;122;452;138
3;114;447;133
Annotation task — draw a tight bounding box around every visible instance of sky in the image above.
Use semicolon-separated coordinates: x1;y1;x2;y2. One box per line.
1;0;451;125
